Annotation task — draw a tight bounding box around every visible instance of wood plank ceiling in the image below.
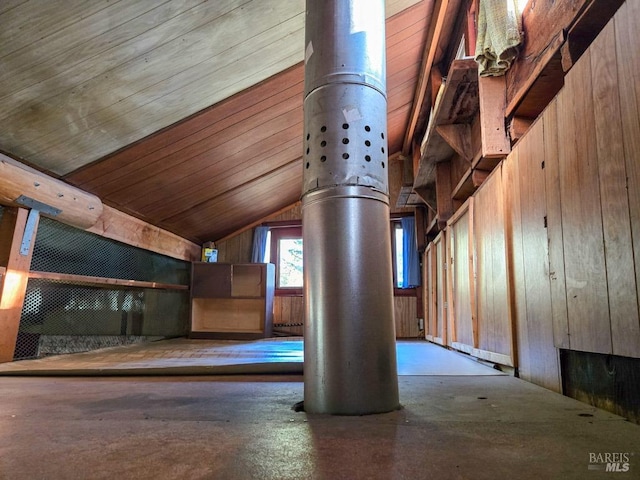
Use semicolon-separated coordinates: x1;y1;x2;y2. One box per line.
0;0;433;243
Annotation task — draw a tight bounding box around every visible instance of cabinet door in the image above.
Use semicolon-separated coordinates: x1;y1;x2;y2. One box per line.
191;263;232;298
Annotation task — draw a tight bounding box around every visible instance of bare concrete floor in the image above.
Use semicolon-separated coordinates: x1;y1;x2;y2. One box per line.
0;342;638;479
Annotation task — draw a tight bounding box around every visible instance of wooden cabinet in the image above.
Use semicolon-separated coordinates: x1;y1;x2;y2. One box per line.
190;263;275;339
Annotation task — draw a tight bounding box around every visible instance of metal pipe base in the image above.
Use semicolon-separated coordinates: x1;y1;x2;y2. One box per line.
302;186;400;415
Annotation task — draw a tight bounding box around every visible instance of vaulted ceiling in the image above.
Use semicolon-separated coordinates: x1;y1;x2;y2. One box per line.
0;0;434;242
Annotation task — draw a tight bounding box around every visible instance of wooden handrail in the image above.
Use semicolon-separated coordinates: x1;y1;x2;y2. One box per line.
28;270;188;291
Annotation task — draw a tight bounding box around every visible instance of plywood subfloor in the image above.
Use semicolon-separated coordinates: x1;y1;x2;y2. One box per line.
0;338;504;376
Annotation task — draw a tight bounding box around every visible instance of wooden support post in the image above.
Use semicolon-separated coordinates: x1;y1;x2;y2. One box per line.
435;161;453;228
415;206;428;252
478;75;511;158
0;207;38;363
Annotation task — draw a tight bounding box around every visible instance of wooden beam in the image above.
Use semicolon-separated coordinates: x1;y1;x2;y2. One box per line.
414;186;437;212
87;205;200;262
435;124;473;161
478;75;510;158
567;0;625;72
435;161;453;228
0;153;103;230
402;0;452;155
0;207;37;363
506;31;565;118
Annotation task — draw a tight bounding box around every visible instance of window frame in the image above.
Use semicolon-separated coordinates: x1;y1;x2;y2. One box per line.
268;225;303;297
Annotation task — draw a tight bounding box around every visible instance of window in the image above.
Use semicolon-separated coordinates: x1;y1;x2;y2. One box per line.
267;226;303;296
392;220;405;288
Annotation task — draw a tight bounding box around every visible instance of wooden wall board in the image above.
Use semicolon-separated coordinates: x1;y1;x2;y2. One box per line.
514;119;561;392
394;296;419;338
273;296;304;336
590;20;640;357
542;99;570;350
447;207;474;347
473;167;512;359
502;150;528;376
614;0;640;358
424;244;437;339
67;66;304;188
556;51;612;354
434;231;449;344
50;1;430;244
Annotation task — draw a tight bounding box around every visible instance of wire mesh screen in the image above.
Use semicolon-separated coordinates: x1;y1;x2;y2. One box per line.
11;213;190;360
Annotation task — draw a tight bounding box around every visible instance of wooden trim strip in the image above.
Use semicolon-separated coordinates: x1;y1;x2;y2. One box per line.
451;341;514;367
28;270;188;291
0;266;5;277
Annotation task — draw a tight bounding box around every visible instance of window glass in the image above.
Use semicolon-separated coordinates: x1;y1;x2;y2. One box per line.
278;238;303;288
394;223;405;288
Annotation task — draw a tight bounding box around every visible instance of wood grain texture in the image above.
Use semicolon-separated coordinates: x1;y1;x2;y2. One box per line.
614;0;640;358
0;208;36;362
557;51;612;354
87;205;200;262
542;99;570;350
473;167;512;359
590;19;640;357
394;296;419;338
478;75;510;158
273;295;304;336
56;2;430;243
448;207;474;347
512;120;560;392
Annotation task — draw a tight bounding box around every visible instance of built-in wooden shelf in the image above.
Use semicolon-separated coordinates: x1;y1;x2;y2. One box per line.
413;58;479;193
190;263;275;339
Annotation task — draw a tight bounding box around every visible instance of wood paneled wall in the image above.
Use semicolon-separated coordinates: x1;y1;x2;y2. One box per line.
423;0;640;392
504;120;561;392
215;202;418;338
542;5;640;358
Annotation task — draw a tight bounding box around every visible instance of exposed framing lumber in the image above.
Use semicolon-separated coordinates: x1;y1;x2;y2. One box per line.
0;207;37;363
403;0;455;155
478;75;510;158
87;205;200;262
28;271;188;291
435;124;473;161
435;161;453;228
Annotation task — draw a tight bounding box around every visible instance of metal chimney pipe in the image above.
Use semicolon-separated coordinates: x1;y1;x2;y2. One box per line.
302;0;400;415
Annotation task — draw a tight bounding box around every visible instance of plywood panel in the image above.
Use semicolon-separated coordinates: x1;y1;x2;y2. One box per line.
424;244;438;341
515;120;560;392
394;296;419;338
614;0;640;359
502;149;528;374
448;208;474;347
542;99;570;349
590;20;640;357
557;51;611;354
473;168;513;359
273;296;304;336
435;232;450;345
191;297;264;333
